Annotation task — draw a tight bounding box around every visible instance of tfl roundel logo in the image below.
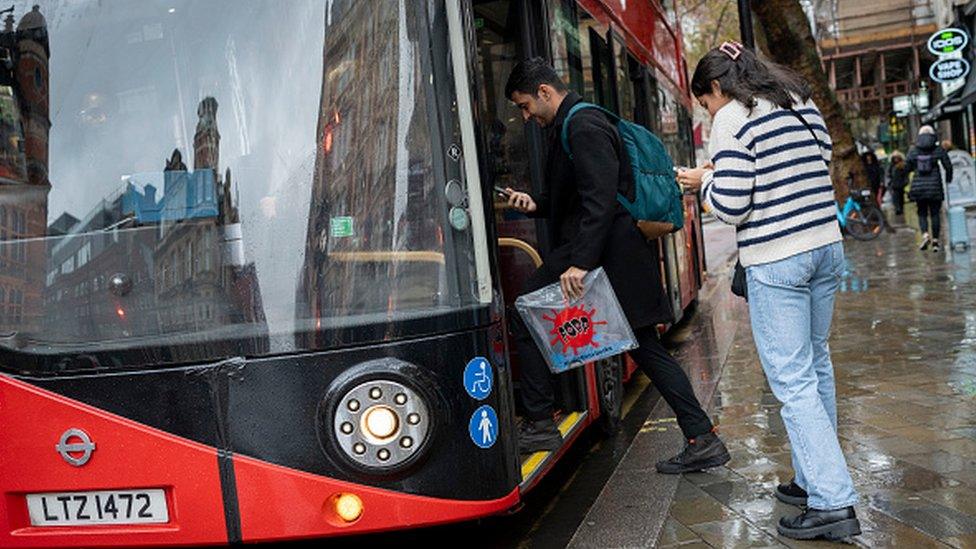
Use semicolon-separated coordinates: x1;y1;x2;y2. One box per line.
56;428;96;467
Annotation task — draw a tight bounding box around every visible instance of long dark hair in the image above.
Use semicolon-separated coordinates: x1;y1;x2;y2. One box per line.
691;46;811;112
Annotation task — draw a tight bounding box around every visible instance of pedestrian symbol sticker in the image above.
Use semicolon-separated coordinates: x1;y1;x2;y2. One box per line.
463;357;492;400
469;405;498;449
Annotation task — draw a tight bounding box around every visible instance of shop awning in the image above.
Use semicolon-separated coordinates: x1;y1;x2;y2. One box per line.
922;83;976;124
922;93;961;124
957;68;976;107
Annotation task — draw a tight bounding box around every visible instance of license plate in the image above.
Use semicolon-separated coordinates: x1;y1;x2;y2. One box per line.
26;489;169;526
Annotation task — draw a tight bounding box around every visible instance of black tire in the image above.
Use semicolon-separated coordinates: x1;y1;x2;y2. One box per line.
846;205;885;241
595;356;624;436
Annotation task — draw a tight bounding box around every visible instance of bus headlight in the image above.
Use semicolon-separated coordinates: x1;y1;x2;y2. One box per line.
333;379;429;469
362;405;399;442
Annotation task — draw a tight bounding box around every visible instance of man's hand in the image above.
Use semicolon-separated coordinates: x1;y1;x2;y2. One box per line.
506;188;537;213
560;266;588;301
675;164;713;192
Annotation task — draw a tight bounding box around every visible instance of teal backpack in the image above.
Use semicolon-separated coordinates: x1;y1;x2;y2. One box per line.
560;102;684;231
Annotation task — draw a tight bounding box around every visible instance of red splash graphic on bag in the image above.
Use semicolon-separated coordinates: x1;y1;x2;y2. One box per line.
544;305;608;355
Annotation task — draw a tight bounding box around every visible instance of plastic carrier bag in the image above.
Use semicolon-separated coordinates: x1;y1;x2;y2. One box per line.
514;268;637;374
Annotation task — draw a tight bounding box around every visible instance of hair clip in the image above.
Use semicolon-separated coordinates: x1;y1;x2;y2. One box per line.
719;40;743;60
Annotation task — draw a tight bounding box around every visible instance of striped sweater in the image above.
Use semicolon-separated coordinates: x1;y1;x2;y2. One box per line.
701;97;842;267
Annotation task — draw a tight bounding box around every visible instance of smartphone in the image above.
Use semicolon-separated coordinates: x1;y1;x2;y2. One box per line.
673;166;689;173
494;185;512;198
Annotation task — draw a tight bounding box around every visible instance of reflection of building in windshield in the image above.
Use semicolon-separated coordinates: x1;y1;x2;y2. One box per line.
42;96;267;349
152;97;267;338
44;189;158;341
295;2;444;344
0;6;50;335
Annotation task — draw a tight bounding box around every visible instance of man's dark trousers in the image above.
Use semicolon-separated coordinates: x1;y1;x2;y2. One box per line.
514;262;713;440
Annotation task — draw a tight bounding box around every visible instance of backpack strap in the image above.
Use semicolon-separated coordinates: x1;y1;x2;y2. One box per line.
560;101;619;159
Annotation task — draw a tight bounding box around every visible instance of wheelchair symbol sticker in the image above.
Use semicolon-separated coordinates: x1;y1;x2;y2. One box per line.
469;405;498;449
463;357;492;400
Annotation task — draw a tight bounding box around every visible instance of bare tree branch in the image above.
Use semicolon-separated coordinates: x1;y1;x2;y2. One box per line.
709;0;733;48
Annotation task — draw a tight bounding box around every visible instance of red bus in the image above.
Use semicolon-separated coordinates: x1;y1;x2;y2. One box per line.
0;1;702;546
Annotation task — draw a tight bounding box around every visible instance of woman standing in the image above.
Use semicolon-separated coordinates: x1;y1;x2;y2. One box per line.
887;152;909;215
907;125;952;252
677;42;860;542
862;152;883;207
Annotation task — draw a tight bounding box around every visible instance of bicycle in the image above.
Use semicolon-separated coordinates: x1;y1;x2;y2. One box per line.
837;188;885;241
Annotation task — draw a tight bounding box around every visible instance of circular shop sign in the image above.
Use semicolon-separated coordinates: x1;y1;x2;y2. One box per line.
930;57;971;83
928;28;969;56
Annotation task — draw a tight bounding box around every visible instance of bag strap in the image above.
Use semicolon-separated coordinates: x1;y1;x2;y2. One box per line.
560;101;619;159
787;106;829;170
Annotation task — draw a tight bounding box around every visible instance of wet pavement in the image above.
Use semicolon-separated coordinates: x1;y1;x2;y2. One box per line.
286;214;976;548
651;215;976;548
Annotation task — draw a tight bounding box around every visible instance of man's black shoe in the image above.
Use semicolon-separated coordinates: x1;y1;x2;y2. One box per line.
775;479;809;507
777;506;861;541
656;431;731;474
518;418;562;454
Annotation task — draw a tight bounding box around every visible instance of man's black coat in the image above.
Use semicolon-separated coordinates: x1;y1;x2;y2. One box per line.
528;92;673;328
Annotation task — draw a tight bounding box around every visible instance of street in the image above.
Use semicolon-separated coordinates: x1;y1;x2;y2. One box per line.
303;216;976;548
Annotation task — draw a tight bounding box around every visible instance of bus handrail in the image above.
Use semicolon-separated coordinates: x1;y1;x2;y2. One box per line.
328;251;445;264
497;237;543;268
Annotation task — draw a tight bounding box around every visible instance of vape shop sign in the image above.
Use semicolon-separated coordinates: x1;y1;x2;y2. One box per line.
930;57;971;84
928;28;969;56
928;27;971;95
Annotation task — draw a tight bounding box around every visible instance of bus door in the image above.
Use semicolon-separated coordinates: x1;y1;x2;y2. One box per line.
470;0;588;426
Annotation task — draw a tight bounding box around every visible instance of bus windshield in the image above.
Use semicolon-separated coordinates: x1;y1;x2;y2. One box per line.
0;0;484;372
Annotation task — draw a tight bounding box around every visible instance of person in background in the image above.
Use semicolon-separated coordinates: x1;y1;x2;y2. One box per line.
907;125;952;252
677;41;861;542
862;152;883;207
887;152;908;216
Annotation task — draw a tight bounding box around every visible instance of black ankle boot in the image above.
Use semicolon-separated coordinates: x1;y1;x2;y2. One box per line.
775;479;809;507
655;431;731;474
518;418;562;454
777;506;861;541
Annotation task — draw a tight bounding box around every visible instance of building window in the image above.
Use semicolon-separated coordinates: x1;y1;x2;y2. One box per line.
76;241;92;267
185;241;193;280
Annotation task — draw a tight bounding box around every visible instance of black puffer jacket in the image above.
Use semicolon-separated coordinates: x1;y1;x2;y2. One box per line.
907;133;952;201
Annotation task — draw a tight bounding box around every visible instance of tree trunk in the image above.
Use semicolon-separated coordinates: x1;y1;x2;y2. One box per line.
750;0;868;202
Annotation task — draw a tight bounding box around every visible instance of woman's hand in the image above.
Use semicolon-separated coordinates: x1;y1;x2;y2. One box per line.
676;164;713;192
506;188;537;213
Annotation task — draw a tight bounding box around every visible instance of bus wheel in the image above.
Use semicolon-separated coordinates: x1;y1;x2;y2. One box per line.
595;356;624;436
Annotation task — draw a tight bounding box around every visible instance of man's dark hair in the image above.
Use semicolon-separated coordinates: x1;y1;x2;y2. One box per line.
504;57;567;99
691;47;811;112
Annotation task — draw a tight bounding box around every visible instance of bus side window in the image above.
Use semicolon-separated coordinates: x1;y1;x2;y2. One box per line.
611;34;634;121
587;27;616;113
548;0;584;94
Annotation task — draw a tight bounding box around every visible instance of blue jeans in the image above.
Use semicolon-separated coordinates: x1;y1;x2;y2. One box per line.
746;241;858;510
